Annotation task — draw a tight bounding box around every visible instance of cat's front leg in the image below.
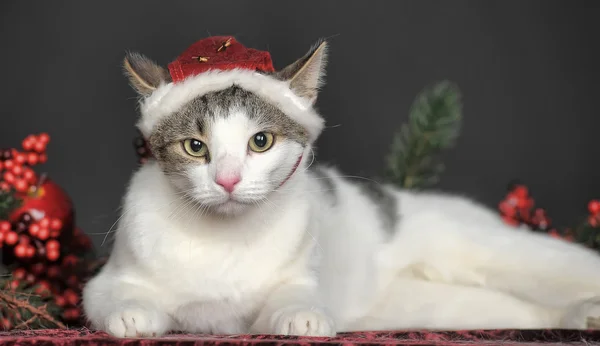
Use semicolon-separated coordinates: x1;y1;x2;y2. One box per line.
251;283;336;337
83;267;173;338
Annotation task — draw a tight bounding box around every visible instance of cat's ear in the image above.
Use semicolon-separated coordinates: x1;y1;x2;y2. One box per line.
275;39;328;104
123;52;172;97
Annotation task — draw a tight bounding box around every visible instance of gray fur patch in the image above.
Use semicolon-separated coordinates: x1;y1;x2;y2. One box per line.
311;165;337;205
149;86;310;174
356;180;398;236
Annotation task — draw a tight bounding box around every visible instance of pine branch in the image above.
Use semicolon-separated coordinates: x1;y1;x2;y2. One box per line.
0;280;66;330
0;188;21;220
385;81;463;189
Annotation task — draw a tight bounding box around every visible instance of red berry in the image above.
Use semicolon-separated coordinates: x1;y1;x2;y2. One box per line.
0;161;3;171
502;215;519;226
9;279;20;290
15;153;26;165
25;246;36;258
47;265;60;278
39;217;50;228
25;273;35;283
50;218;63;231
47;250;60;261
14;244;27;258
14;179;29;192
66;275;79;288
30;263;46;275
37;227;50;240
62;255;79;267
588;200;600;215
29;223;40;236
1;317;12;329
3;171;15;184
38;154;47;163
5;231;18;245
589;216;599;227
54;295;66;307
22;168;36;183
513;185;529;198
64;289;79;306
63;308;81;320
39;133;50;144
0;182;9;191
46;239;60;251
33;141;46;153
12;268;26;280
19;235;30;245
3;160;14;170
27;152;39;165
0;221;11;233
11;164;23;176
0;233;4;243
22;137;35;150
549;229;561;239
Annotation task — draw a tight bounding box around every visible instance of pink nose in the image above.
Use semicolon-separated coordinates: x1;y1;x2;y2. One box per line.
216;175;241;193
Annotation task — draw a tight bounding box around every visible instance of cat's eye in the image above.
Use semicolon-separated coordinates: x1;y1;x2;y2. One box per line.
248;132;274;153
182;139;208;157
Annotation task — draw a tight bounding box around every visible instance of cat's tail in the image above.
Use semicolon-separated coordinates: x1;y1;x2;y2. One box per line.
381;210;600;308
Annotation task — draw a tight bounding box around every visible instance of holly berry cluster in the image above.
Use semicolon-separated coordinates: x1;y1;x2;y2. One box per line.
0;133;99;329
499;182;599;244
0;133;49;193
0;214;63;262
133;133;152;164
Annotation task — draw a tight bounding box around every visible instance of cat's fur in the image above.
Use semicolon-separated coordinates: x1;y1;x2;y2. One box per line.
83;39;600;338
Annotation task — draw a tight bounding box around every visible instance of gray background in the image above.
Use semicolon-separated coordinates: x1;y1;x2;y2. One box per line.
1;1;598;256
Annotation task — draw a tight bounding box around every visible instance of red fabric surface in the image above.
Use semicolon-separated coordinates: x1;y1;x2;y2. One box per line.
167;36;275;83
1;329;600;346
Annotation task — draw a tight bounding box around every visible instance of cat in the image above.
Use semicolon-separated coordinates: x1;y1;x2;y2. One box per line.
83;38;600;338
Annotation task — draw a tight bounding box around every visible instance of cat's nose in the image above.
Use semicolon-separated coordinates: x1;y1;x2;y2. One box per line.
216;175;241;193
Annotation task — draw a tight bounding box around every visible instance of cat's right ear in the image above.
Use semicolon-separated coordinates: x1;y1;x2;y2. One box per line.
123;52;172;97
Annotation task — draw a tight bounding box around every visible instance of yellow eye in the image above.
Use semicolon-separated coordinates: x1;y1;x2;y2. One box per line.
182;139;208;157
248;132;274;153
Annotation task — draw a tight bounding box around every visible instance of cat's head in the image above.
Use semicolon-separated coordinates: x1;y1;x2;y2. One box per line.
123;38;328;216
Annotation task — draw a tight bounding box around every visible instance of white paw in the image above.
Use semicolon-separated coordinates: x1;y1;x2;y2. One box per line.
270;306;336;337
562;297;600;329
105;307;171;338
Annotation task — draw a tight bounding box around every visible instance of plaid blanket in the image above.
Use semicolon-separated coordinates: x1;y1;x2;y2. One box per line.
1;329;599;345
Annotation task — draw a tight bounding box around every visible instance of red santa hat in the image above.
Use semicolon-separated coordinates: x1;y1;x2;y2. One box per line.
138;36;324;142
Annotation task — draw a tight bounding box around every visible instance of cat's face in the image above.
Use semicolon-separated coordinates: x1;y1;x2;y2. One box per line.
149;87;309;216
123;38;328;217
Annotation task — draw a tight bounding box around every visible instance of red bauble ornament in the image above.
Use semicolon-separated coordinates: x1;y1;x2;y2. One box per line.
9;179;73;227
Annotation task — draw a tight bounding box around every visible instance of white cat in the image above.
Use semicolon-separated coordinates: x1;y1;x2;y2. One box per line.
83;38;600;338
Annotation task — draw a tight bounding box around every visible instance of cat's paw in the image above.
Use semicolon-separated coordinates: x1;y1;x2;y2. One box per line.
270;306;336;337
561;297;600;329
105;307;171;338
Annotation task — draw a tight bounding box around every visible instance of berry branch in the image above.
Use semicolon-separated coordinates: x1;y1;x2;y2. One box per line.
499;182;600;250
1;133;99;330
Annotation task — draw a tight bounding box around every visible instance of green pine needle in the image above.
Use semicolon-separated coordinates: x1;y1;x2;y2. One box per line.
385;80;463;189
0;188;22;220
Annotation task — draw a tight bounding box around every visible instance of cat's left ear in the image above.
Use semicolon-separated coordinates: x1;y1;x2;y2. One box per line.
275;39;328;105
